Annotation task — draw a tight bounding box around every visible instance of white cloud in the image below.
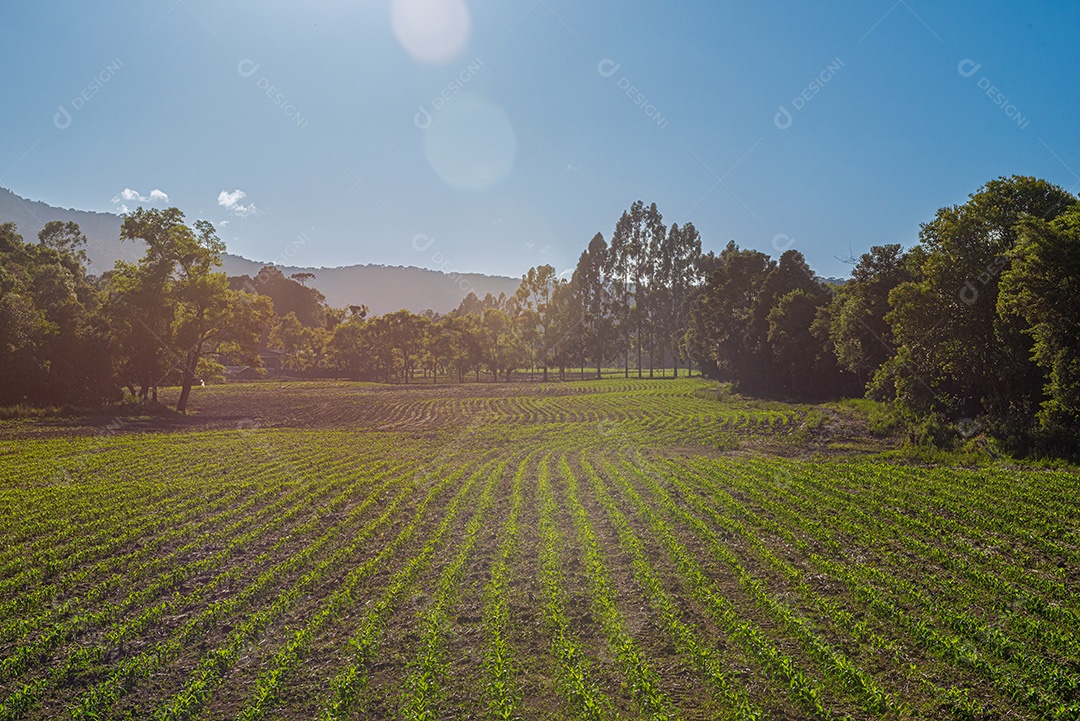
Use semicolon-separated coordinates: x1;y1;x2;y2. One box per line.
111;187;169;205
217;189;244;207
217;189;259;216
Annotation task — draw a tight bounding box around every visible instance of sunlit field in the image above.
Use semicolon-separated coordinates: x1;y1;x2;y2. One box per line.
2;379;1078;720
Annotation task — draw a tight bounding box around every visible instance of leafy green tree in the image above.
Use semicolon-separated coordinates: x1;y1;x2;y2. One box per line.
366;315;396;381
0;221;115;406
480;308;523;382
107;260;172;401
745;249;818;394
829;244;920;384
452;291;505;316
112;207;188;401
324;317;368;380
384;309;427;383
230;265;326;328
270;311;316;375
685;241;774;388
547;277;585;379
115;208;271;411
879;176;1075;435
998;204;1080;449
38;220;88;261
511;264;558;380
768;288;842;399
424;315;455;383
453;312;486;382
684;244;832;396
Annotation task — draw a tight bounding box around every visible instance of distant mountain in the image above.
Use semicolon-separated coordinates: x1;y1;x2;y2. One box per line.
0;187;521;315
0;187;133;270
221;255;520;316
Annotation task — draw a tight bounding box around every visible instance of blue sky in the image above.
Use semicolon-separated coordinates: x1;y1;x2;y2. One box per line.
2;1;1078;279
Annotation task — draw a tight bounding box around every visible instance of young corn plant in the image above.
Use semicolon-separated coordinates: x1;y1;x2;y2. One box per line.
481;455;531;720
556;456;677;721
319;460;499;721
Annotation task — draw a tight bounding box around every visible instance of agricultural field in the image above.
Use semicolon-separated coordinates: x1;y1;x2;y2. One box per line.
1;378;1078;719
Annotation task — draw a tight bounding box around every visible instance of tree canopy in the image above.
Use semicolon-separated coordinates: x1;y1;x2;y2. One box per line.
8;179;1080;457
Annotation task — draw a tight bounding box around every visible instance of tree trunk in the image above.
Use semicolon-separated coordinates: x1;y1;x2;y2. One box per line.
655;346;660;378
624;323;629;378
176;349;199;413
649;330;655;378
637;333;642;379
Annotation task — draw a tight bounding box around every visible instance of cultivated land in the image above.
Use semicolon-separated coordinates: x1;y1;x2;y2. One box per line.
1;379;1078;720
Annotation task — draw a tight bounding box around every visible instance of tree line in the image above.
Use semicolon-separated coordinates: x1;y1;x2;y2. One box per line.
2;175;1079;454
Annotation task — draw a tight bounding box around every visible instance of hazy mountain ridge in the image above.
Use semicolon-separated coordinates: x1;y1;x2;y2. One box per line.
0;187;520;315
220;255;520;315
0;187;133;270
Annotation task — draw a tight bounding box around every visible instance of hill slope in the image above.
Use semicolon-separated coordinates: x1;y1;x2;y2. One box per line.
0;187;132;271
220;255;519;315
0;187;520;314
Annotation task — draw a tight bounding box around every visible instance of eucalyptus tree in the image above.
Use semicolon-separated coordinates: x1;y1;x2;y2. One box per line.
607;206;636;377
512;264;558;380
608;201;665;377
573;232;613;378
656;221;702;376
547;274;585;379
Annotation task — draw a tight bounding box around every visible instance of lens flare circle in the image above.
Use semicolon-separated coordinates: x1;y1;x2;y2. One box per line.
391;0;471;66
423;95;516;192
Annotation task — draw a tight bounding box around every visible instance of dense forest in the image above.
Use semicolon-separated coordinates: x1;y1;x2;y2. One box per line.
3;175;1079;455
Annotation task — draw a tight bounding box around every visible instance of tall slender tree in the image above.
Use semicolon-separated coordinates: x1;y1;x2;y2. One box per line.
574;232;612;378
512;264;558;381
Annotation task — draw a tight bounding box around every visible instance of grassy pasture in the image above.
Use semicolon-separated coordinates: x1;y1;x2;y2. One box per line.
0;378;1078;719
